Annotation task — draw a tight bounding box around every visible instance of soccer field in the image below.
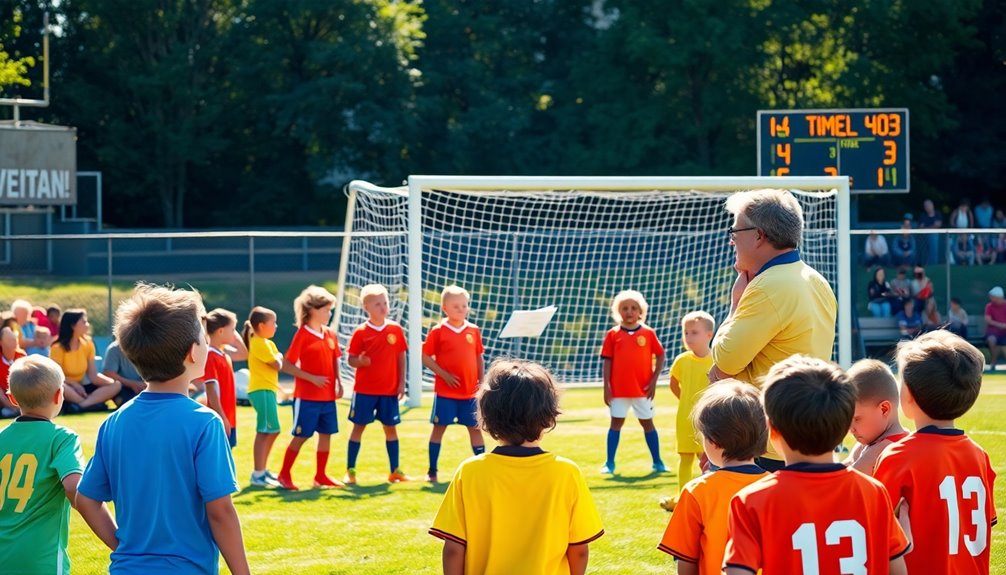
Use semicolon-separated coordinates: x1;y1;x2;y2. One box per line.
38;375;1006;573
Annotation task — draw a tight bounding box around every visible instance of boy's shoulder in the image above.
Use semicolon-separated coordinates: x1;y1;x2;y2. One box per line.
685;465;770;496
105;393;218;426
877;428;989;466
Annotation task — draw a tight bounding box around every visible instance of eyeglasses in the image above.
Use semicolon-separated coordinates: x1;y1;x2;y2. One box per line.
727;226;758;238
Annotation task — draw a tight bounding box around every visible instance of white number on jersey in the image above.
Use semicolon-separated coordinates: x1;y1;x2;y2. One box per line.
792;520;867;575
938;475;988;555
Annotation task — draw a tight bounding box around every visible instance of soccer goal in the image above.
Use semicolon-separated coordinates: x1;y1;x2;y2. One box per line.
335;176;851;407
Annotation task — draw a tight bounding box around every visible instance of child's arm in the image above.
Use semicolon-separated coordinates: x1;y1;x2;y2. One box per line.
62;472;81;507
890;556;908;575
602;358;612;406
203;381;232;437
725;568;750;575
669;375;681;399
849;440;889;475
566;544;589;575
206;495;250;575
281;361;327;387
423;353;459;387
102;368;145;395
225;332;249;362
75;492;119;551
333;357;343;399
675;560;699;575
86;356;118;388
348;353;371;368
441;540;465;575
646;353;665;400
397;351;407;399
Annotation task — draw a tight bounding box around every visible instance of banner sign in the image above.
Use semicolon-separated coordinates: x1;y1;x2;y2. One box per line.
0;122;77;206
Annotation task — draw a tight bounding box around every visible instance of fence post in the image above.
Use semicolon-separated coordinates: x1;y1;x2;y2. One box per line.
107;236;113;336
249;236;255;309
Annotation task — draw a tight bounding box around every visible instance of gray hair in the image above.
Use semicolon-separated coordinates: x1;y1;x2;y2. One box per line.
725;189;804;249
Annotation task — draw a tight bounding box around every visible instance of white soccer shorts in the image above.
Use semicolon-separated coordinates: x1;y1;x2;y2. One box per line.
609;397;655;419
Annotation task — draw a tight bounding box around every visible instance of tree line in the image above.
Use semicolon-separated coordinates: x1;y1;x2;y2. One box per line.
1;0;1002;228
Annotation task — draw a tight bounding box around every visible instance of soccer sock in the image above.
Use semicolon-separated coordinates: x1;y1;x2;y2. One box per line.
472;444;485;456
644;429;662;464
387;440;400;472
429;441;442;474
606;429;620;466
279;447;299;479
315;450;330;478
678;452;697;493
347;440;361;470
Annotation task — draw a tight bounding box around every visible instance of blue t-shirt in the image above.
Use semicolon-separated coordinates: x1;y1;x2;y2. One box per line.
77;392;237;574
896;310;923;334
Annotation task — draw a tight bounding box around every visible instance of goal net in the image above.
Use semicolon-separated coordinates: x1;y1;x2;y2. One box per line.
335;176;850;405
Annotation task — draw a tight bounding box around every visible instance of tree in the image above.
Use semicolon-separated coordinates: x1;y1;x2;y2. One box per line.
0;7;36;92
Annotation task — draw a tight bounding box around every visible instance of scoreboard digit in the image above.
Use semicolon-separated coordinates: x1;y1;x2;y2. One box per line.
757;108;910;193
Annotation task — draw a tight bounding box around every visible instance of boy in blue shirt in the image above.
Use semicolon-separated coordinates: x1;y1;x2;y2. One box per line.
76;284;250;575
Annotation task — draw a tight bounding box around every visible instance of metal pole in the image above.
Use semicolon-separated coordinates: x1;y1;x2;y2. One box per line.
511;234;521;357
249;236;255;309
107;237;113;336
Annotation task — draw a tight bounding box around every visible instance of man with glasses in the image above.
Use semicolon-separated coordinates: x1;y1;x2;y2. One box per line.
709;189;837;471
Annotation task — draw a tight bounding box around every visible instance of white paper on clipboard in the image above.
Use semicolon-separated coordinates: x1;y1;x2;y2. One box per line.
499;306;558;339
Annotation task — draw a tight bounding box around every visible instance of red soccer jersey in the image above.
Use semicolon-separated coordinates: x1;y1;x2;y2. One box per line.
874;427;997;575
726;463;910;575
286;325;341;401
202;347;236;428
0;349;27;393
348;321;407;396
422;320;484;400
600;324;664;398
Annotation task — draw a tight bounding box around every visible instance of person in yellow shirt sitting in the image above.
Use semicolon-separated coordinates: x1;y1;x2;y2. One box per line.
50;309;121;412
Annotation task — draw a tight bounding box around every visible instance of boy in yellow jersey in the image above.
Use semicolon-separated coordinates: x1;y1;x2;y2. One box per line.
658;381;768;575
430;359;604;575
661;311;715;510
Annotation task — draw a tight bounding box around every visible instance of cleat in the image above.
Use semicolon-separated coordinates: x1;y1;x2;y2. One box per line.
313;475;346;488
344;468;358;485
652;461;669;473
276;476;299;491
600;463;616;475
388;468;413;483
249;472;276;487
424;472;439;483
659;496;678;511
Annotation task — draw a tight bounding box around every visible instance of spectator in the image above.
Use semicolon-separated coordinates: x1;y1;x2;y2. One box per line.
896;299;923;339
50;309;122;412
866;267;893;317
10;299;51;356
891;218;917;267
919;199;943;265
922;297;942;332
994;233;1006;263
947;297;969;339
101;339;147;406
910;266;934;309
975;235;996;265
975;197;994;229
863;232;890;267
889;268;912;305
0;327;25;417
949;198;975;230
985;286;1006;371
952;234;976;266
994;209;1006;229
46;305;61;332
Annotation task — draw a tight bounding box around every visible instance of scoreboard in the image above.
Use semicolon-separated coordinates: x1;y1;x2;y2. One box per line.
757;108;909;193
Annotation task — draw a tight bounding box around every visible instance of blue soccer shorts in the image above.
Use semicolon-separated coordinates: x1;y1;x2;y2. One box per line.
348;392;401;426
430;396;478;427
291;398;339;437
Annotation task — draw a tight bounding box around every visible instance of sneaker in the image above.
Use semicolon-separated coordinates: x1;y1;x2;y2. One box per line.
652;461;669;473
276;476;299;491
344;468;358;485
260;471;281;487
249;472;271;487
424;472;439;483
600;463;616;475
659;496;678;511
388;468;413;483
313;475;346;488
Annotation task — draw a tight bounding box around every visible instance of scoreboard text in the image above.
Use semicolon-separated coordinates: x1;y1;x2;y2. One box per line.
757;109;909;193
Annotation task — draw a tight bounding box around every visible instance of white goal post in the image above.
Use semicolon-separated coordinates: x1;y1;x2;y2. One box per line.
336;176;851;407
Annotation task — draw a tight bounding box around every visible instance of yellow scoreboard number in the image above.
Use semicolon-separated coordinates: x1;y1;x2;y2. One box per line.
758;109;909;193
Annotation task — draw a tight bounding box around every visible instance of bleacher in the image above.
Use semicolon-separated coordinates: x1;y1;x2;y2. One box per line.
858;315;988;360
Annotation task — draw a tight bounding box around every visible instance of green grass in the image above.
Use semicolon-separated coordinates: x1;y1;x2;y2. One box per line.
0;376;992;573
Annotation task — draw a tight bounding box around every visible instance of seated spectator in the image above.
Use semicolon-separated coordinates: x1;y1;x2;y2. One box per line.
863;232;890;267
952;234;976;266
910;266;934;309
866;267;893;317
889;268;911;305
10;299;52;355
949;198;975;231
986;287;1006;371
50;308;122;412
45;305;61;332
994;209;1006;229
32;306;57;333
947;297;969;340
0;327;25;418
922;297;943;332
975;197;994;229
101;339;147;406
890;219;916;267
896;299;923;339
975;235;996;265
994;233;1006;263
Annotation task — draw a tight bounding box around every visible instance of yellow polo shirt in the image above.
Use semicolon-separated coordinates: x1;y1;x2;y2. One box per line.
247;336;281;393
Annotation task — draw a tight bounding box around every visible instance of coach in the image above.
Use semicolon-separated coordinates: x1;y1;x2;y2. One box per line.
708;189;837;470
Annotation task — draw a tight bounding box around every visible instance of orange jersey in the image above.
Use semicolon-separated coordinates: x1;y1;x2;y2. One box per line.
0;349;27;392
659;464;769;575
873;427;997;575
348;321;407;396
286;325;341;401
202;347;236;428
600;324;664;398
422;321;484;400
726;463;910;574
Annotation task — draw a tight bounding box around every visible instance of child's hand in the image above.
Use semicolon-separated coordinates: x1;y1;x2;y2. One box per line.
397;381;406;400
358;353;371;367
645;380;657;400
603;386;612;407
334;378;344;400
443;372;460;387
307;373;328;388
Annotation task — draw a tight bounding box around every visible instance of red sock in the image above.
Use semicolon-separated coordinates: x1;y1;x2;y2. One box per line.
279;447;299;479
315;450;330;479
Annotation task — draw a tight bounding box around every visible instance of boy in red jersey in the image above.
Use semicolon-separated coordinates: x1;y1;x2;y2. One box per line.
346;283;411;484
1;326;26;417
422;285;486;483
600;290;666;474
725;355;909;575
199;308;247;449
874;330;996;574
659;381;769;575
843;359;908;475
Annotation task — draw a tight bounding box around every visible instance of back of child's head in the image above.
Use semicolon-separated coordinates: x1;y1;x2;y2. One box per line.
848;359;899;405
692;380;767;461
293;285;336;328
241;306;276;348
478;359;560;445
441;284;470;305
896;330;984;420
360;283;389;304
115;283;205;383
681;310;715;333
610;290;648;323
763;355;855;456
205;308;238;334
8;355;65;409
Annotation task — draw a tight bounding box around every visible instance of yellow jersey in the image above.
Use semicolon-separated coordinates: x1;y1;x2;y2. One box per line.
247;336;281;393
670;350;713;453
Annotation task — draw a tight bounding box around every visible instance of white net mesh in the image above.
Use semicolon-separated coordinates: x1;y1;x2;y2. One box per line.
336;183;839;388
